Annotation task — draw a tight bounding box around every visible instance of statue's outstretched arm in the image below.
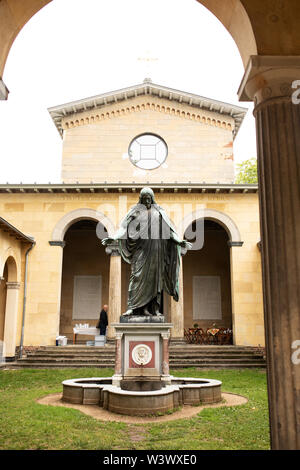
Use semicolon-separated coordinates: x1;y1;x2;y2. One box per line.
169;229;192;249
101;212;134;246
101;225;126;246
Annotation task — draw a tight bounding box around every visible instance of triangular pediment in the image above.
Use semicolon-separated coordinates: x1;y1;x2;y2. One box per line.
48;78;247;139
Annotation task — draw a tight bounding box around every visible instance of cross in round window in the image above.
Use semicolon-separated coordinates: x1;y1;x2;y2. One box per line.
128;133;168;170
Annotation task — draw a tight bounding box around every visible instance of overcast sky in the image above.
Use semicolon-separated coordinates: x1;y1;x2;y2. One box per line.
0;0;257;184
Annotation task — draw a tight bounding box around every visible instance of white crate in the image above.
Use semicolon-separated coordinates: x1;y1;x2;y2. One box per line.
95;335;106;346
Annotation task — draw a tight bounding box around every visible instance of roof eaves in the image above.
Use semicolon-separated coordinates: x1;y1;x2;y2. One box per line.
0;216;35;244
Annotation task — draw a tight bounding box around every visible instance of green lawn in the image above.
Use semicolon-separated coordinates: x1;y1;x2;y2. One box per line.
0;368;270;450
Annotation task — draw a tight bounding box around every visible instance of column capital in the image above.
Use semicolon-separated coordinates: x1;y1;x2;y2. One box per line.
238;55;300;106
161;331;170;340
49;240;66;248
6;282;20;290
105;242;120;256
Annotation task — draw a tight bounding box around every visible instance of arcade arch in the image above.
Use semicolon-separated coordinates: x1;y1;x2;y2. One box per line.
183;219;232;338
58;219;110;341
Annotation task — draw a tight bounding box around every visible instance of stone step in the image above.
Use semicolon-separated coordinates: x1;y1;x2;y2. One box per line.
26;354;262;362
169;346;262;350
17;356;264;365
171;363;265;367
170;363;266;369
172;354;263;357
172;356;265;361
38;346;261;353
18;358;114;364
43;346;116;350
30;350;263;356
4;362;265;370
14;344;265;369
26;352;264;362
27;351;115;356
3;362;114;369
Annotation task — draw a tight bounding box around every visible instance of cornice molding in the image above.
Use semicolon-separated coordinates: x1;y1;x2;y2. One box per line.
61;100;234;134
0;183;259;195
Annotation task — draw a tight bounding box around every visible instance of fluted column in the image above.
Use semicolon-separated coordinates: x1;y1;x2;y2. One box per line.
239;56;300;449
106;243;121;340
3;282;20;358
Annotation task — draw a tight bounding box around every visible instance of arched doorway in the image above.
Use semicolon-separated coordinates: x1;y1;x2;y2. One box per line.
59;219;109;342
183;219;232;341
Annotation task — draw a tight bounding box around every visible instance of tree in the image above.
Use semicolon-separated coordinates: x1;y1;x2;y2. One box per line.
235;157;258;184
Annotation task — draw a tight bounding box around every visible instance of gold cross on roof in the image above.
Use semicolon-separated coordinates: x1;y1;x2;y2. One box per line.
137;50;159;78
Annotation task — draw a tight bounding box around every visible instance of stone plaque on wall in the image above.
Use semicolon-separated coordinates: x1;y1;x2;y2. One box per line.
193;276;222;320
72;275;102;320
129;341;155;369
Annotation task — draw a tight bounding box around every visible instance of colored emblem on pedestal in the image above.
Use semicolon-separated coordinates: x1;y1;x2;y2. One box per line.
131;344;152;366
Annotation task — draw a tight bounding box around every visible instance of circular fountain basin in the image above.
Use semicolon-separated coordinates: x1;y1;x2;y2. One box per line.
62;376;222;416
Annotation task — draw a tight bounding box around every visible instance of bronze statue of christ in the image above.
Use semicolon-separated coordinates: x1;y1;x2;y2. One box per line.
102;187;191;317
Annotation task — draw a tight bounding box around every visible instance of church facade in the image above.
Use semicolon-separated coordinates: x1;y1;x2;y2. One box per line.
0;80;264;359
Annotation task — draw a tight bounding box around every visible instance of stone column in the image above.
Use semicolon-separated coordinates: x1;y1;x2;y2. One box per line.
106;243;122;340
228;241;244;346
170;253;184;339
3;282;20;358
161;330;171;384
112;331;123;386
239;56;300;450
49;241;66;340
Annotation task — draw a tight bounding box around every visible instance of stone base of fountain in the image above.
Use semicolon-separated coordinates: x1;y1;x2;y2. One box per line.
62;376;222;416
62;319;222;416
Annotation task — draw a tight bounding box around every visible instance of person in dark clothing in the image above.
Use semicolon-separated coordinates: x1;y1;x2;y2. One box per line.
97;304;108;335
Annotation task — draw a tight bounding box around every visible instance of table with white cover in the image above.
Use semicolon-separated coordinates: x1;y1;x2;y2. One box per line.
72;326;100;344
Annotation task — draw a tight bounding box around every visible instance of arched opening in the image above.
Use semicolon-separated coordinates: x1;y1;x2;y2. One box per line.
183;219;232;343
51;208;115;242
59;219;109;343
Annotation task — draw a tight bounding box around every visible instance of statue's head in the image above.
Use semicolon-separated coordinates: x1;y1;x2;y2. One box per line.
139;187;156;209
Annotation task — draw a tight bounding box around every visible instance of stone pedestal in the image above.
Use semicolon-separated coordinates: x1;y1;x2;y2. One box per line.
111;321;172;387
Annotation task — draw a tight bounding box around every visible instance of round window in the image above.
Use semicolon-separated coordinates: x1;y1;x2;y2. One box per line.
128;133;168;170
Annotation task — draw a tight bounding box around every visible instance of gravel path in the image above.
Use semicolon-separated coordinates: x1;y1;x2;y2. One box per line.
37;392;248;424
